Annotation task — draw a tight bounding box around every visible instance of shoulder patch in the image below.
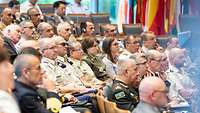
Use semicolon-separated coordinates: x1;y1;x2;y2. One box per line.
115;91;126;99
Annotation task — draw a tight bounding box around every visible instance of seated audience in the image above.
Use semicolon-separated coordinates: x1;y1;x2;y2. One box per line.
27;7;42;28
57;22;76;42
107;58;139;111
119;35;141;60
167;48;196;103
132;77;168;113
67;41;104;88
141;31;159;53
103;24;117;37
47;1;71;27
37;22;54;38
80;21;95;37
13;54;62;113
3;24;21;63
102;37;120;79
0;48;20;113
0;8;14;35
16;20;36;51
81;38;108;81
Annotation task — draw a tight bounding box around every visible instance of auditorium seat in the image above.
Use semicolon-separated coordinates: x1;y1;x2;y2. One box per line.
39;4;54;14
91;13;110;24
156;35;174;48
123;24;143;35
67;14;92;24
104;99;116;113
115;106;131;113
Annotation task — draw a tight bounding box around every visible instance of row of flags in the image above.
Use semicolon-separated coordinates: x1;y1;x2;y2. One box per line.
117;0;200;35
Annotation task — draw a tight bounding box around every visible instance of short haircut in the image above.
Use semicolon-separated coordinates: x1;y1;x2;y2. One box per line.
124;35;140;48
19;20;32;27
67;41;81;56
27;7;38;16
141;31;156;42
13;54;37;77
20;47;41;59
81;37;98;54
117;58;136;75
53;1;68;9
8;1;20;8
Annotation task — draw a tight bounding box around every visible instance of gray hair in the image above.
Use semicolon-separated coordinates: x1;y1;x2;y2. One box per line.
37;22;51;34
117;58;137;75
19;20;33;27
168;47;184;62
39;38;55;51
13;54;36;77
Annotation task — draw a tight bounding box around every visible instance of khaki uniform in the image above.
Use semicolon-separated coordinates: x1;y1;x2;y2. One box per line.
68;57;103;87
0;22;6;37
41;57;85;88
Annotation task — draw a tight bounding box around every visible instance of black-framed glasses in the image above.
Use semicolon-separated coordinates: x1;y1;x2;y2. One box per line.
24;26;34;29
90;27;95;30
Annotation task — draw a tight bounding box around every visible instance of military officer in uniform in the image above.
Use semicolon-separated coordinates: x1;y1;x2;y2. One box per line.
81;38;108;81
39;38;86;91
107;59;140;111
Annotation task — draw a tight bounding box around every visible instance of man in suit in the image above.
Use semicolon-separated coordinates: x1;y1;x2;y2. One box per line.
132;77;168;113
47;1;72;28
13;54;63;113
3;24;21;63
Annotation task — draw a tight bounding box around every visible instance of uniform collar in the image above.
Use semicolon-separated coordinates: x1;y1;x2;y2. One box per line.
41;57;56;65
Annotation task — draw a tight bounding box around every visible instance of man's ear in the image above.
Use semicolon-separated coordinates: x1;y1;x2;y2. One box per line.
22;68;30;79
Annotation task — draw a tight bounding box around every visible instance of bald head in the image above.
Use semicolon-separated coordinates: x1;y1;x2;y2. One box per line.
168;48;185;67
139;77;168;106
1;8;13;25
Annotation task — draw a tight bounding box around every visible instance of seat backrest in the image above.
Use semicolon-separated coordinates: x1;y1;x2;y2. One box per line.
67;14;92;24
91;13;110;24
115;106;131;113
123;24;143;35
104;99;116;113
96;95;106;113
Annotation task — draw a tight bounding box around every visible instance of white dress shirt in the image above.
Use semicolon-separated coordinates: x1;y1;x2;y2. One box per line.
20;0;42;14
0;90;21;113
67;2;89;14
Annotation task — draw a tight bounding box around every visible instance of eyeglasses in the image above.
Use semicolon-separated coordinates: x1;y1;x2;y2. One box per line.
43;46;57;51
127;41;139;45
109;29;116;32
72;48;82;52
112;43;118;46
59;43;68;46
24;26;34;29
32;14;40;17
89;27;95;30
65;28;71;32
7;13;14;17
